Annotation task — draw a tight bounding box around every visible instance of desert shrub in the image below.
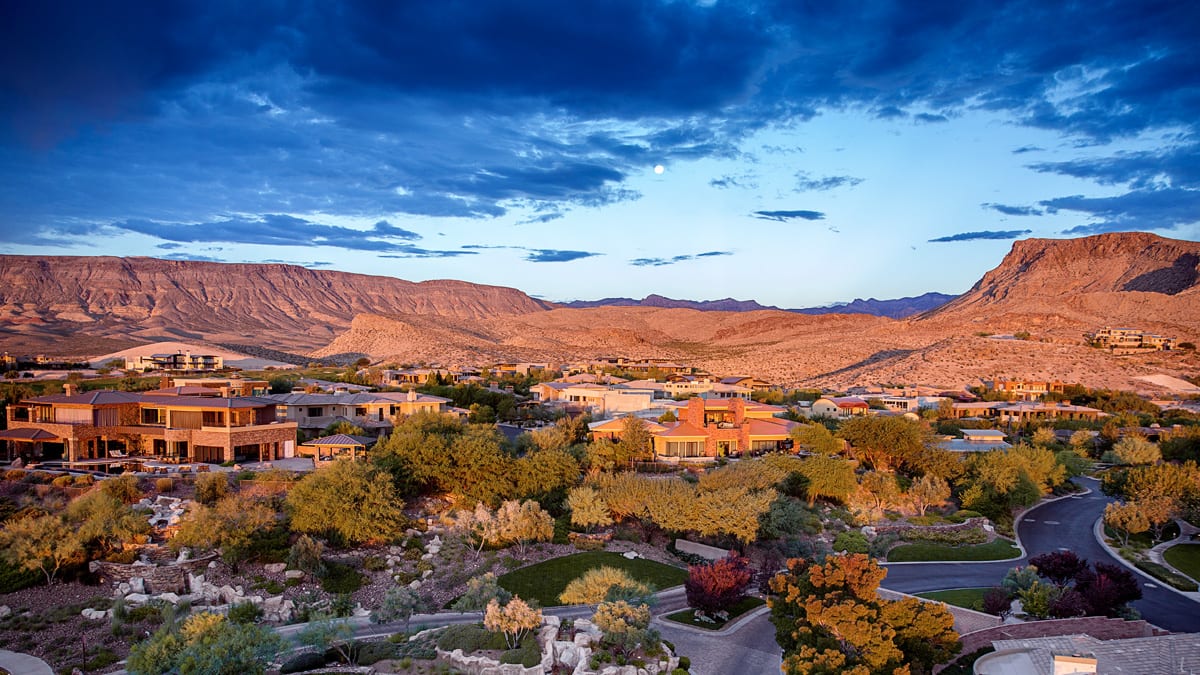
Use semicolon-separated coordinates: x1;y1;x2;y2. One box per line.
501;637;542;667
559;567;650;605
155;478;174;493
901;527;987;546
288;534;327;577
832;530;869;554
52;474;75;487
320;562;364;594
73;474;94;487
946;509;983;523
437;623;508;652
1018;580;1058;619
228;601;263;624
194;472;231;505
331;593;355;617
4;469;26;481
28;471;54;484
279;650;329;674
573;537;606;551
868;533;900;558
678;655;691;671
100;474;141;503
363;555;387;572
356;640;401;665
0;557;40;593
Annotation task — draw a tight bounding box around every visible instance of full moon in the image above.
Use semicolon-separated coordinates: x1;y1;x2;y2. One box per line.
653;164;665;174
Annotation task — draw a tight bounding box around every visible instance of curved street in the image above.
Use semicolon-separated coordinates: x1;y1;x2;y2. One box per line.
881;477;1200;633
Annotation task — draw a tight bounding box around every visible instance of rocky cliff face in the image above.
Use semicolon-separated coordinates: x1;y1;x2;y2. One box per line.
0;256;552;351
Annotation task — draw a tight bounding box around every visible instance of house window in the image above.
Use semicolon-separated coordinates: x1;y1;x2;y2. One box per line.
307;407;323;417
355;407;367;417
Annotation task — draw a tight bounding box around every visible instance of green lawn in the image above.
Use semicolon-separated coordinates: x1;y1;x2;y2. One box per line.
887;539;1020;562
664;596;766;629
497;552;687;607
915;587;990;612
1163;544;1200;583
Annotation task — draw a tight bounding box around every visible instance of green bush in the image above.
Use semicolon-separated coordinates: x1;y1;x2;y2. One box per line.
678;655;691;671
356;640;401;665
436;623;508;652
155;477;175;493
228;601;263;624
320;562;365;594
52;474;75;487
4;469;26;481
0;558;40;593
363;555;388;572
500;637;541;667
1133;559;1199;592
280;650;328;674
833;530;869;554
73;474;94;487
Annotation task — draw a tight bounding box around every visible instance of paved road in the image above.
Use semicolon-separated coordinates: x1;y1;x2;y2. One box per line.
656;611;782;675
881;477;1200;633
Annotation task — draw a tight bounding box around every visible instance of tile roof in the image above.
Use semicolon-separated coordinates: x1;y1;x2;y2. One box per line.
658;421;708;438
262;392;450;405
302;434;375;447
0;428;61;441
27;391;143;405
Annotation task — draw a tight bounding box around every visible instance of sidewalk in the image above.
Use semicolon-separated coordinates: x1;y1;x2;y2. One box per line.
0;649;54;675
1091;515;1200;603
1146;519;1200;568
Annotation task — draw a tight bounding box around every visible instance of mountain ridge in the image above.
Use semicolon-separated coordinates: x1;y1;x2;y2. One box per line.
559;291;956;318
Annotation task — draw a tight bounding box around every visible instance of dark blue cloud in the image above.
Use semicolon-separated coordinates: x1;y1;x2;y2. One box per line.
929;230;1033;243
524;249;601;263
630;251;733;267
753;210;825;222
1;0;1199;245
709;174;758;190
795;172;863;192
1012;145;1044;154
914;113;949;124
155;243;183;250
110;215;421;252
1029;143;1200;190
983;203;1045;217
1044;188;1200;234
160;252;223;262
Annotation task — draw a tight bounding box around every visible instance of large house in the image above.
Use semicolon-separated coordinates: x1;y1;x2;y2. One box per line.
951;401;1104;422
530;382;659;418
589;397;800;460
126;351;224;372
984;379;1066;402
1088;327;1176;351
1;385;297;464
170;376;270;398
807;396;871;419
262;390;454;437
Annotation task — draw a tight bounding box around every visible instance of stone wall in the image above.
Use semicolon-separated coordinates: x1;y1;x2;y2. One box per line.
89;553;218;594
872;517;988;537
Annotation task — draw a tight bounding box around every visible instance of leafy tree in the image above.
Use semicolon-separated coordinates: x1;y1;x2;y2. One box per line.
286;460;406;545
837;416;931;472
790;423;843;455
0;513;84;584
1000;566;1040;597
685;553;753;614
127;612;283;675
769;554;959;675
1103;436;1161;466
559;566;650;605
492;499;554;558
567;485;613;531
66;490;150;556
593;600;656;658
371;584;427;631
193;472;231;505
1161;426;1200;462
1070;430;1097;456
172;496;276;566
1075;562;1141;617
1030;427;1058;449
1018;580;1058;619
323;420;366;436
373;411;513;502
287;534;327;577
1138;494;1177;540
1029;551;1087;587
797;454;856;506
907;474;950;517
1104;501;1150;547
982;587;1012;617
510;448;579;503
298;613;357;665
759;495;820;539
484;596;542;649
451;572;512;613
856;471;902;516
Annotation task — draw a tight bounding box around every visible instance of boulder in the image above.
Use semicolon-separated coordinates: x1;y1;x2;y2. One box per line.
420;553;434;561
422;570;433;579
284;570;305;580
0;606;10;619
622;551;640;560
129;577;146;594
81;608;110;620
219;585;241;604
543;615;561;629
158;592;181;604
263;596;283;612
263;562;286;574
124;593;150;605
408;580;422;590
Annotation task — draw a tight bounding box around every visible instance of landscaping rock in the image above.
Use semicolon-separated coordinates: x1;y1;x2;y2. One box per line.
622;551;640;559
263;562;287;574
408;580;422;590
81;608;110;620
129;577;146;594
284;570;305;580
421;552;434;561
0;606;10;619
125;593;150;605
158;592;181;604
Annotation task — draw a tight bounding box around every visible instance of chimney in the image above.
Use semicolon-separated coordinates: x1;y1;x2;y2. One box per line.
407;389;418;402
160;376;171;390
63;383;78;397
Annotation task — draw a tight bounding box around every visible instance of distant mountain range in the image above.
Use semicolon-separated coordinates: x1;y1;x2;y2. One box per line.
559;292;957;318
1;232;1197;393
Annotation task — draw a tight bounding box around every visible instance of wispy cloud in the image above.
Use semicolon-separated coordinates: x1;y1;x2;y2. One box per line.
1012;145;1044;154
1044;188;1200;235
710;174;758;190
752;209;825;222
795;171;863;192
928;230;1032;243
525;249;601;263
982;203;1045;217
915;113;949;124
630;250;732;267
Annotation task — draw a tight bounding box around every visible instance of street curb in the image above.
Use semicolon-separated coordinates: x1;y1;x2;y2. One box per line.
655;603;771;636
879;478;1094;566
1091;515;1200;605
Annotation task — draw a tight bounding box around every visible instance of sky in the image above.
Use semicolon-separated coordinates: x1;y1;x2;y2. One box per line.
0;1;1198;308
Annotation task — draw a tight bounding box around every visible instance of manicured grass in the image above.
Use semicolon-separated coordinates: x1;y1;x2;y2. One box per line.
915;587;989;612
664;596;766;629
1164;544;1200;583
1130;557;1199;592
887;538;1020;562
497;552;687;607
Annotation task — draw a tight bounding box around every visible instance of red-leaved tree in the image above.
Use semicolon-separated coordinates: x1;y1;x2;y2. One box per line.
685;552;753;614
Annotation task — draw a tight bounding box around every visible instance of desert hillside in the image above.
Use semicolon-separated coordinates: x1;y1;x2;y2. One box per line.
0;256;552;352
